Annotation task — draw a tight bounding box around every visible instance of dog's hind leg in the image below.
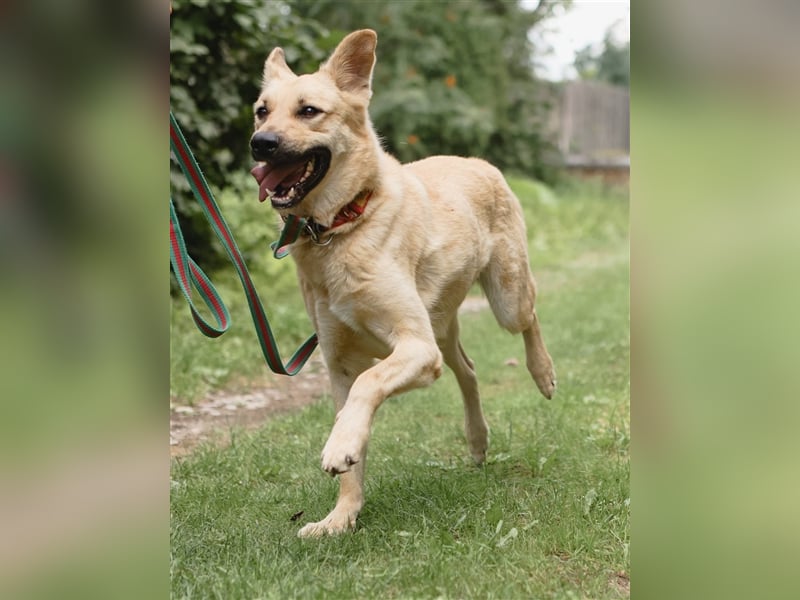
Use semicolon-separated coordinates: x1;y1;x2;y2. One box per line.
479;218;556;399
522;309;557;399
441;317;488;464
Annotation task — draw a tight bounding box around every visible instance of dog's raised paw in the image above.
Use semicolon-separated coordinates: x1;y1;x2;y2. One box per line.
320;435;364;475
320;408;369;474
320;448;361;475
531;364;557;399
538;377;556;400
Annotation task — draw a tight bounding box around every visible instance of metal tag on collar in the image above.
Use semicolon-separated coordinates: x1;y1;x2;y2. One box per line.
305;221;333;246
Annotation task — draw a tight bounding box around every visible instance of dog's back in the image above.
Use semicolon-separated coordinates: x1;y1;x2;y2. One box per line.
404;155;528;240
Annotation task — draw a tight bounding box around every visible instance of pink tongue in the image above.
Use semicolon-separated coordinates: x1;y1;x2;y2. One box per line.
250;161;307;202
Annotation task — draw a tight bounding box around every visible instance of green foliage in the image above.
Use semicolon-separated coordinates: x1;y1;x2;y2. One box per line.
511;175;630;270
574;30;630;88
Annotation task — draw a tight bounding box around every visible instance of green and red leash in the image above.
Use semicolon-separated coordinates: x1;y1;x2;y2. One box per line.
169;111;317;375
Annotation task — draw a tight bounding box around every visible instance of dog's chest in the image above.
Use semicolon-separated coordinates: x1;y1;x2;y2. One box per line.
295;252;367;318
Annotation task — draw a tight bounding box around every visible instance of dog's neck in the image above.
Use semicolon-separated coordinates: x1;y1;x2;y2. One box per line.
298;188;373;243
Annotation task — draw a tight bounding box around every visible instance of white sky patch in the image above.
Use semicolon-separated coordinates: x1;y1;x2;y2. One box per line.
524;0;630;81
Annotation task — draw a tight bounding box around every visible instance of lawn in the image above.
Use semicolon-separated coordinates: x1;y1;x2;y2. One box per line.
170;177;629;598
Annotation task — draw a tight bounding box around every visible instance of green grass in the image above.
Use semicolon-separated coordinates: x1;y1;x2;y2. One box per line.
171;177;629;598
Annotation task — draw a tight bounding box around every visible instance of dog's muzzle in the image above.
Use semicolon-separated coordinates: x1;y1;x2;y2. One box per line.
251;131;281;161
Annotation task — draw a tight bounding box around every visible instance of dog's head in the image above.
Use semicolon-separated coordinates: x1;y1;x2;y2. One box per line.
250;29;378;215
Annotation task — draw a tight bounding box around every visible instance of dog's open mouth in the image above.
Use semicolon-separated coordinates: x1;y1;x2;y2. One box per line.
250;148;330;209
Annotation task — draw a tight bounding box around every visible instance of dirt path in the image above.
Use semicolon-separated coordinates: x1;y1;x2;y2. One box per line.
169;353;330;457
169;248;627;457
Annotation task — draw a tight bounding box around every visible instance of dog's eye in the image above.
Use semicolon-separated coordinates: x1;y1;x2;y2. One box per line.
255;106;268;119
298;105;321;118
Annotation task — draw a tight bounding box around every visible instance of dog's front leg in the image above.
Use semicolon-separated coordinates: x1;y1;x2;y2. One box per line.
320;334;443;476
298;461;366;538
298;348;372;538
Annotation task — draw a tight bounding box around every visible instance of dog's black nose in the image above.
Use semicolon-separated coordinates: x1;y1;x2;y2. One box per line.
251;131;281;160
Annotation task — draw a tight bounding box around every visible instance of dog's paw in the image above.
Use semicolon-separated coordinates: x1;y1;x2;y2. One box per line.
536;373;557;400
465;417;489;465
297;508;358;538
320;435;364;475
320;410;369;475
530;360;557;400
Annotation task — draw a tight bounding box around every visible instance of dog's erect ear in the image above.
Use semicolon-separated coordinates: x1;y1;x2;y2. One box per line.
323;29;377;96
262;47;296;87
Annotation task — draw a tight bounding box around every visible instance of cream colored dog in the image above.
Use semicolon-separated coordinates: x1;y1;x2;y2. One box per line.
250;30;556;537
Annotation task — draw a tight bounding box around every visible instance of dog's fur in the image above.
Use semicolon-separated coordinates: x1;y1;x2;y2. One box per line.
250;30;556;537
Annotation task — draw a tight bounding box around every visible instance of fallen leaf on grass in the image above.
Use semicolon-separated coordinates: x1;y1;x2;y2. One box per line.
583;488;597;515
495;519;504;535
496;527;518;548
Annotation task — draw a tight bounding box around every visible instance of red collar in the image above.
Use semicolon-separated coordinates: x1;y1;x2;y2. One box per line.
303;190;372;242
329;189;373;229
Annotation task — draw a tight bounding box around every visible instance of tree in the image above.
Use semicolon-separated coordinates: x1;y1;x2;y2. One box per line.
574;28;630;87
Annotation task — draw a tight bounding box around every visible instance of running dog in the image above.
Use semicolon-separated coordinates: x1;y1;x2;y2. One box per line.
250;29;556;537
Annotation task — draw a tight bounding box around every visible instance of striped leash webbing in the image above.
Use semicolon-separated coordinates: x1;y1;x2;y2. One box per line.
169;111;317;375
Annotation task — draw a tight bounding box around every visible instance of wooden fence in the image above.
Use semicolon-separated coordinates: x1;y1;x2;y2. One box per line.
546;80;629;183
